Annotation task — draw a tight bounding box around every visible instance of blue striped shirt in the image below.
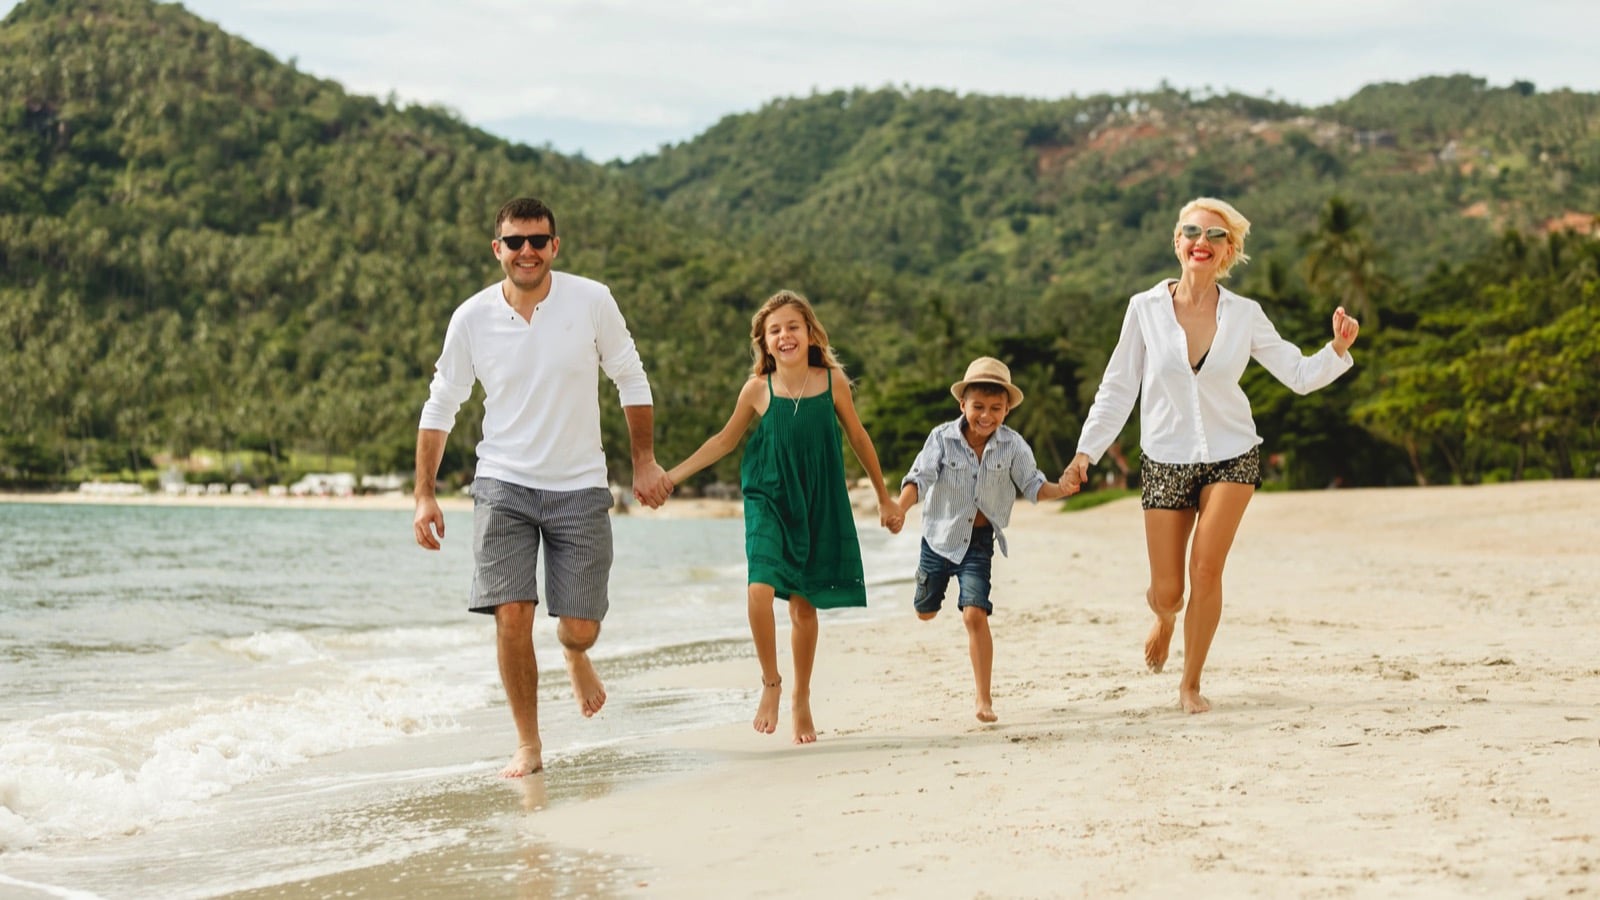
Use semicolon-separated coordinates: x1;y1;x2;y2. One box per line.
901;419;1048;563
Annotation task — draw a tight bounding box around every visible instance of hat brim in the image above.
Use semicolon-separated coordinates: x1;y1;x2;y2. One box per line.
950;379;1024;408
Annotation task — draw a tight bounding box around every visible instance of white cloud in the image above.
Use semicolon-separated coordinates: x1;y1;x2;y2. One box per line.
3;0;1596;160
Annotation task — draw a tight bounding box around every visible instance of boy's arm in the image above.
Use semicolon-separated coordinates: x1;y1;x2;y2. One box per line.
896;482;919;509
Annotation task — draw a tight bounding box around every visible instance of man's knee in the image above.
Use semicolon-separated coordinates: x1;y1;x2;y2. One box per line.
557;617;601;652
494;601;536;636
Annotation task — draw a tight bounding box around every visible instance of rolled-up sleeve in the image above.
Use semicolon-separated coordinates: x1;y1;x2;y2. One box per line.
1248;305;1354;396
418;315;475;433
901;429;944;493
593;289;653;407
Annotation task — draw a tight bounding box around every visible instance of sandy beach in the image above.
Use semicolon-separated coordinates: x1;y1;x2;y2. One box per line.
512;480;1600;897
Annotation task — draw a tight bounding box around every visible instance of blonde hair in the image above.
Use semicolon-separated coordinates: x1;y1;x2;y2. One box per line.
748;290;843;376
1175;197;1252;279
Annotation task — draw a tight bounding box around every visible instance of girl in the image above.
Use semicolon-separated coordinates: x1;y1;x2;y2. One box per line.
667;290;902;743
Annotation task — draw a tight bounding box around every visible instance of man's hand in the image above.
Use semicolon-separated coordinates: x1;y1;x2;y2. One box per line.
414;496;445;550
632;460;672;509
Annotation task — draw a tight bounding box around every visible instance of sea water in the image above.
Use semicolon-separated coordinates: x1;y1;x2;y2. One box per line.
0;501;917;898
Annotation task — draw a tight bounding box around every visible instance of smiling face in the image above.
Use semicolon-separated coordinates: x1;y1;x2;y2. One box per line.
761;304;811;369
960;384;1011;443
494;216;560;292
1173;208;1234;277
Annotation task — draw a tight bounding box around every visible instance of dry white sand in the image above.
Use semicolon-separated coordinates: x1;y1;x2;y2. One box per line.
522;480;1600;898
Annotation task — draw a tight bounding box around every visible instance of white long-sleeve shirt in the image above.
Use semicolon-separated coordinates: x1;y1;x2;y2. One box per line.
1076;280;1354;466
418;272;653;491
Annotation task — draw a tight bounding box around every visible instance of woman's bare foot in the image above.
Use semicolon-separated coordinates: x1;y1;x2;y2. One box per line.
1179;686;1211;714
754;676;781;734
1145;614;1176;673
564;649;607;717
975;703;998;724
792;691;816;744
501;743;543;778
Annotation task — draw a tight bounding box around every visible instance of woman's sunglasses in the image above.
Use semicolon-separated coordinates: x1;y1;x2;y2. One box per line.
1179;224;1229;243
497;233;556;251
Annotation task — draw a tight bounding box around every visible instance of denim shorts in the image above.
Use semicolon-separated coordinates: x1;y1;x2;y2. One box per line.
1140;447;1262;511
912;526;995;616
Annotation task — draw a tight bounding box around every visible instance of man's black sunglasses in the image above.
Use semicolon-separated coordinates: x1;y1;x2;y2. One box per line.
497;233;556;251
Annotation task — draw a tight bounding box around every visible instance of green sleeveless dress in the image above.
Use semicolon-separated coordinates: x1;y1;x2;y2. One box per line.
740;369;868;609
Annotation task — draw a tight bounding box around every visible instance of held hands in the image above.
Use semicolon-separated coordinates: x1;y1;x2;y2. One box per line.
632;460;673;509
1332;306;1361;357
879;496;905;534
1061;453;1093;496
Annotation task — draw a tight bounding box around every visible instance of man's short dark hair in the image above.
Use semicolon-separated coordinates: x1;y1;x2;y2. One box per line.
495;197;557;237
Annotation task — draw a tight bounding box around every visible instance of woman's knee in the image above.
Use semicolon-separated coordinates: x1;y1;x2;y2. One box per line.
1147;583;1185;617
789;598;817;625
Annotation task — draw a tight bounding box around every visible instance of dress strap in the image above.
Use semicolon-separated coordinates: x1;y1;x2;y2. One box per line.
766;372;774;399
825;366;833;395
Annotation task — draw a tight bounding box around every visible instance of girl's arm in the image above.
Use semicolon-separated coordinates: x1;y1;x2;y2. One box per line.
666;378;762;486
831;368;902;530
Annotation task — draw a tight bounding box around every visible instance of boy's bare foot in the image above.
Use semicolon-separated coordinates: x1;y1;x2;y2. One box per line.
501;743;543;778
564;649;607;717
754;676;781;734
792;692;816;744
975;703;998;723
1179;687;1211;714
1144;614;1176;673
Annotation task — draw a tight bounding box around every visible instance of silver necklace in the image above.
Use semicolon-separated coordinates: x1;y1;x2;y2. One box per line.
780;368;810;416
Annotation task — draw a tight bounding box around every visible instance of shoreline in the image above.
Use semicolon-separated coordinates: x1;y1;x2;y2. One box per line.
0;489;745;518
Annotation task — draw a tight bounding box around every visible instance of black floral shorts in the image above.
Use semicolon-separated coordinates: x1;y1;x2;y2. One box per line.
1139;447;1262;510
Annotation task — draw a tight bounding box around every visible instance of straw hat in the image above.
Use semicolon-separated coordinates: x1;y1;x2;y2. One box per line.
950;356;1024;407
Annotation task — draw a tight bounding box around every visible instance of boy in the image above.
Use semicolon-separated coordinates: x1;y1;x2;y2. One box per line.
893;357;1075;723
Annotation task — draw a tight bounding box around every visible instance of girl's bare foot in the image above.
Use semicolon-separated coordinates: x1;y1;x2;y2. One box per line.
792;692;816;744
1179;686;1211;714
501;743;543;778
1145;614;1176;673
754;676;781;734
976;703;998;723
564;649;607;717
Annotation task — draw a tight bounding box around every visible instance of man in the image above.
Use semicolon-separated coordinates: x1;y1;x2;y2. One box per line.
413;197;671;778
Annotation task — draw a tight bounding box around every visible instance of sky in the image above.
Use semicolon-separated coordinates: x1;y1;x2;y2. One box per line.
6;1;1599;162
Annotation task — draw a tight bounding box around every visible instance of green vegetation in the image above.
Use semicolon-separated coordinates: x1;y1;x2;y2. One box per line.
3;0;1597;494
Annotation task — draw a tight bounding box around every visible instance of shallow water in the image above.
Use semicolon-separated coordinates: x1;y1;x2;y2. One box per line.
0;501;916;897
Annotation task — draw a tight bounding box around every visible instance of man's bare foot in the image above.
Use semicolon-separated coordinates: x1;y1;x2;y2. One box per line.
564;649;607;717
975;703;998;724
1179;687;1211;714
754;676;781;734
792;693;816;744
1145;614;1176;673
501;743;543;778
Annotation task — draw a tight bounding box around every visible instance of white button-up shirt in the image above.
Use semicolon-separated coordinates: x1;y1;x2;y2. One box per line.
1076;280;1354;466
901;419;1048;563
419;272;653;491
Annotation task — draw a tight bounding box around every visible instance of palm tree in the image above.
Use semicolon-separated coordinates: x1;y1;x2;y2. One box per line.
1303;197;1388;329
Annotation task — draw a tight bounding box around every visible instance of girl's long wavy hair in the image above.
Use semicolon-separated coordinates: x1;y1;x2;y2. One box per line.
748;290;844;376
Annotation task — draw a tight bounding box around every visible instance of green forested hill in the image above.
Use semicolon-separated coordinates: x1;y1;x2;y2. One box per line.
3;0;1596;492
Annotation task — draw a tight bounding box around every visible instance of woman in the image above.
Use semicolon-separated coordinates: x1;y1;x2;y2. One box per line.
1064;197;1360;713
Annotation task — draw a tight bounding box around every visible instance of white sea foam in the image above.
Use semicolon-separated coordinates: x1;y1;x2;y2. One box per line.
0;657;490;852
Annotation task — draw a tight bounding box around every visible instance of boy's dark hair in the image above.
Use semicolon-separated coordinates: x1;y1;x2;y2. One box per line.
495;197;557;236
962;382;1011;404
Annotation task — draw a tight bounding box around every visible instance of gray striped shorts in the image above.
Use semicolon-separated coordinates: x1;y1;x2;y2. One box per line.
468;478;614;620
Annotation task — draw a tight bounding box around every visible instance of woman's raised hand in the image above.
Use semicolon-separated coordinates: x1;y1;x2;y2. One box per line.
1332;306;1361;356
